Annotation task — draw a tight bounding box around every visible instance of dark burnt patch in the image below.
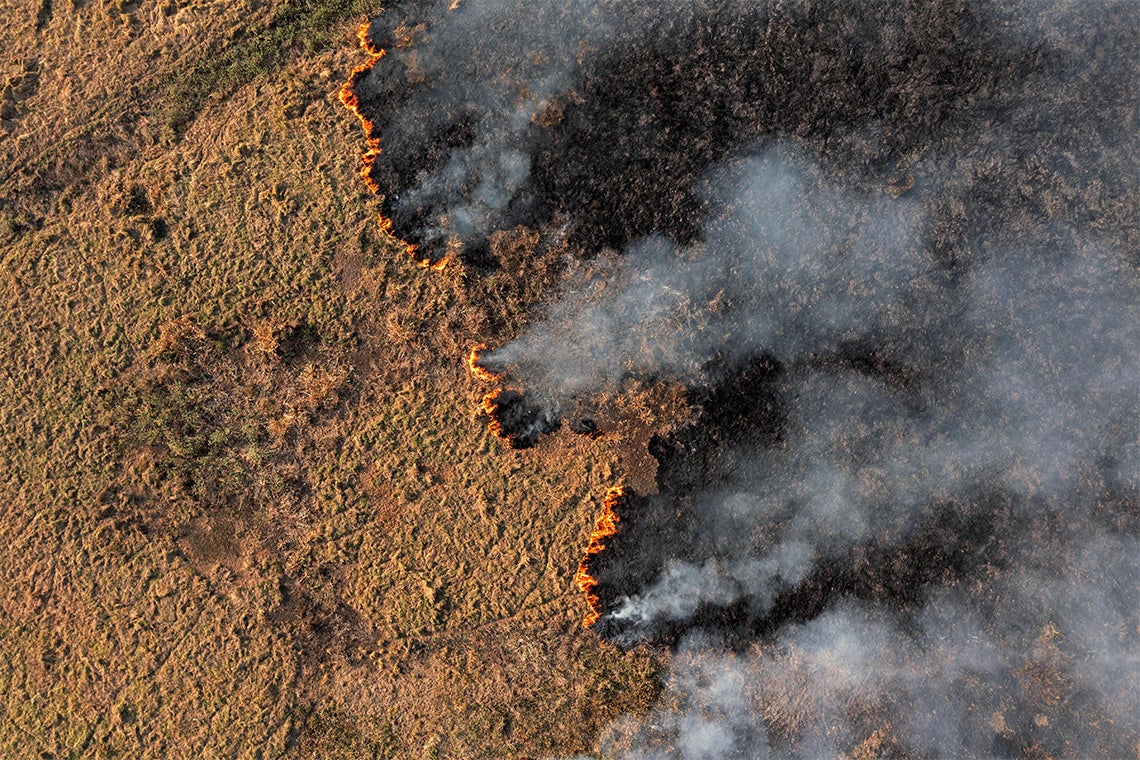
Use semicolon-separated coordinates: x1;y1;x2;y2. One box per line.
482;388;562;449
345;0;1121;267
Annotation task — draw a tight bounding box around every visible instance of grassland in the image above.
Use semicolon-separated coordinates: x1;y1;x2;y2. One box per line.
0;0;658;755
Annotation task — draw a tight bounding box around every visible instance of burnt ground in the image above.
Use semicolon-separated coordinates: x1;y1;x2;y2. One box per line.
356;0;1136;265
3;0;1133;756
347;1;1138;754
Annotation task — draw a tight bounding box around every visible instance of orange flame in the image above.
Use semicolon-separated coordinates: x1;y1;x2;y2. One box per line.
341;22;432;266
481;389;509;439
356;21;385;57
359;146;382;194
466;345;500;382
575;487;631;627
339;53;385;195
418;254;452;271
339;54;385;147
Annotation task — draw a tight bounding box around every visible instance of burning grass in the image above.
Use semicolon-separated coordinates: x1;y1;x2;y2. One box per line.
467;344;564;447
575;486;630;628
476;388;559;448
335;1;1139;754
339;36;427;266
465;344;500;383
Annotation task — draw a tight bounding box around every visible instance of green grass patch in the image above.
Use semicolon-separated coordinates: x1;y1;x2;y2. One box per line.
158;0;379;136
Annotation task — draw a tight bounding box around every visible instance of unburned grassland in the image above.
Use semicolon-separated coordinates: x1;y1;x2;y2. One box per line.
0;0;659;756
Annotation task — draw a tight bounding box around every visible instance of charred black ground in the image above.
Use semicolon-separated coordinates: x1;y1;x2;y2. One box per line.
349;0;1138;756
355;0;1135;432
587;353;1015;647
355;0;1134;262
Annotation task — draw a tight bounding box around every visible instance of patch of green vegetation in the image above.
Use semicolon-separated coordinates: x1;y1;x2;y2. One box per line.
125;375;265;508
158;0;378;136
3;214;32;235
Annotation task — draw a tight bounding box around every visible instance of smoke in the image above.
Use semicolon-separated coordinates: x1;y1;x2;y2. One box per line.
347;0;1139;756
479;147;933;407
353;0;662;261
588;214;1137;643
596;535;1140;758
356;0;1069;264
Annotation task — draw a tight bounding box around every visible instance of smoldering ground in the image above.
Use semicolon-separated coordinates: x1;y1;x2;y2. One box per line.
347;0;1138;756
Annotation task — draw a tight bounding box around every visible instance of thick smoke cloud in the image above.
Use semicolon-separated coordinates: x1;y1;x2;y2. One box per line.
589;205;1137;643
481;148;932;409
349;0;1138;756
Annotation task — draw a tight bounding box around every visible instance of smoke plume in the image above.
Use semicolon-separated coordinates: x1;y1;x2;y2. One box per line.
345;0;1139;755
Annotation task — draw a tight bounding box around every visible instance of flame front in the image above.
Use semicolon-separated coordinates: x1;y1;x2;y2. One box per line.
343;14;621;626
575;486;631;627
340;22;429;265
466;345;501;383
356;21;385;57
338;55;384;155
481;389;509;439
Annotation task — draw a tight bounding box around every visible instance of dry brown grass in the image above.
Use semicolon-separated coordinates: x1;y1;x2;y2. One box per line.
0;1;659;756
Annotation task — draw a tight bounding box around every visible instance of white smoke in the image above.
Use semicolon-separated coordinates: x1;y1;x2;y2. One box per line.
482;147;932;397
595;534;1140;757
354;0;1139;756
533;46;1135;760
598;204;1137;636
359;0;671;253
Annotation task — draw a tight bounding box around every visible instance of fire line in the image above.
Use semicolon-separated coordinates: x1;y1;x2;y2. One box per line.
343;15;625;634
575;486;631;627
340;22;429;265
466;344;500;383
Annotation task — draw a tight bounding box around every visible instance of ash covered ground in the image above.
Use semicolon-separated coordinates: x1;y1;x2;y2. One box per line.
347;0;1138;756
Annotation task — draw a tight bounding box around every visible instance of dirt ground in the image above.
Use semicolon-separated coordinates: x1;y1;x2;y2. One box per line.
0;0;659;756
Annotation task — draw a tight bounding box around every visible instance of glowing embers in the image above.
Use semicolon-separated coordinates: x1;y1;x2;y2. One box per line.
575;487;631;628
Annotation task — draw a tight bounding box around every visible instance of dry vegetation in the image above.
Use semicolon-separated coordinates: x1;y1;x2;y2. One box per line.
0;0;659;755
